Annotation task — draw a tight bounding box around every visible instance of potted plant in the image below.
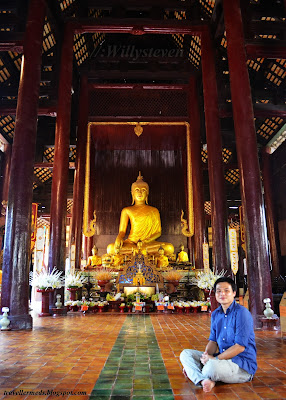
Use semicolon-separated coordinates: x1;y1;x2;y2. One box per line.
162;270;185;293
95;269;113;292
65;272;88;300
29;267;64;317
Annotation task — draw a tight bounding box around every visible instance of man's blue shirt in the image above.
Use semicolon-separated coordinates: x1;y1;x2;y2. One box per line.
209;301;257;375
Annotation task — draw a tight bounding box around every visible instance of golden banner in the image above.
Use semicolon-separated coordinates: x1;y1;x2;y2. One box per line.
31;203;38;251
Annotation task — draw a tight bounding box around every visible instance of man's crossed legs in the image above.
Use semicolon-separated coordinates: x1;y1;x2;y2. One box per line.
180;349;252;393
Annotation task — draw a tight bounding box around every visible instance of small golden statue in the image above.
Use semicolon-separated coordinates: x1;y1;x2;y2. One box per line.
107;172;174;256
83;245;102;270
177;244;189;263
112;248;124;269
155;246;170;270
133;265;145;286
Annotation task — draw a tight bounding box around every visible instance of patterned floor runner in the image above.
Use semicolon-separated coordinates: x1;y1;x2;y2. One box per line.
90;315;174;400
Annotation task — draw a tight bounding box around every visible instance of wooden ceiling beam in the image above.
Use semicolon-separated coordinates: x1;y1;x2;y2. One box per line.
245;41;286;59
0;32;23;52
0;105;57;116
219;104;286;119
73;17;207;35
87;0;190;12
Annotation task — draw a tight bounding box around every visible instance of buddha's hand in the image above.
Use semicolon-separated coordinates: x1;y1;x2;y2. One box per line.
115;235;124;249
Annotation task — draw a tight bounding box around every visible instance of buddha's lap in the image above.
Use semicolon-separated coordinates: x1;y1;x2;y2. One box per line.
107;241;174;255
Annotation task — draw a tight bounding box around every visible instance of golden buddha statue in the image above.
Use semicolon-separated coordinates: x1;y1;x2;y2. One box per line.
155;246;170;270
177;244;189;262
84;245;102;270
107;172;174;256
112;248;124;269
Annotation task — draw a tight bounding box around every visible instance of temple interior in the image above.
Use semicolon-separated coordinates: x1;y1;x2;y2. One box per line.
0;0;286;399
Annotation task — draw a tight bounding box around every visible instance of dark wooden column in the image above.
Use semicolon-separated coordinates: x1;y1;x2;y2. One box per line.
188;76;206;269
224;0;273;327
201;28;230;273
261;149;281;279
48;23;74;306
71;75;88;269
1;0;46;329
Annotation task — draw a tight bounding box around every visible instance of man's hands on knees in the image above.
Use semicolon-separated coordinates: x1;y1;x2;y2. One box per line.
200;351;216;365
201;340;218;364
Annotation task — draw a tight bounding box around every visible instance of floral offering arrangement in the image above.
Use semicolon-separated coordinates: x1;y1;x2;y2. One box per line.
65;271;88;288
29;267;64;290
162;270;185;282
190;269;226;290
95;269;113;281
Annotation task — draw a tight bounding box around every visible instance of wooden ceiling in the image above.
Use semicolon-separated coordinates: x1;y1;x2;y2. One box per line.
0;0;285;215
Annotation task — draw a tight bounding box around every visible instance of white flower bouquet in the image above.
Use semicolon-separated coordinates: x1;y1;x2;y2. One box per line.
190;269;226;290
65;272;88;288
29;267;64;290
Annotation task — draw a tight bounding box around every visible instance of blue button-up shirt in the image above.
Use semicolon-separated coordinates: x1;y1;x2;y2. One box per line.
209;301;257;375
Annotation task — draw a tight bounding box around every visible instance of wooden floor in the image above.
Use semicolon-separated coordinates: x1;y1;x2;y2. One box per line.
0;311;286;400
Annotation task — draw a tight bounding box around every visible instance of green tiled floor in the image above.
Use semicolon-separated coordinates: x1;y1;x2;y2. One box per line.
90;315;174;400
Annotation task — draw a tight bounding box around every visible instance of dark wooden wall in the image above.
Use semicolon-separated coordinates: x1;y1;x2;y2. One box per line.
90;124;188;254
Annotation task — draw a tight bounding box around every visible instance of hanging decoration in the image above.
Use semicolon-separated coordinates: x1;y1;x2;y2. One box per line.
229;228;239;275
83;124;96;237
239;206;246;253
202;242;210;271
31;203;38;250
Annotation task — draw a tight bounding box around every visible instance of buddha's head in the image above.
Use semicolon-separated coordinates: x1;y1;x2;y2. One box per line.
131;172;149;205
158;246;165;256
180;244;184;251
92;245;98;256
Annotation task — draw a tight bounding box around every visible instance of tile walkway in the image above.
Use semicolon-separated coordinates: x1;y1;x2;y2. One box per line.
0;311;285;399
90;315;173;400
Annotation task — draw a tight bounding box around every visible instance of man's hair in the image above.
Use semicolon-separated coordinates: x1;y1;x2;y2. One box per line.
214;277;237;293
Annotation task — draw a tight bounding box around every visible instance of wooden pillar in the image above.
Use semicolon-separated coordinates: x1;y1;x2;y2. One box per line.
188;76;206;269
1;0;46;329
224;0;273;327
71;75;88;270
201;28;230;273
261;148;281;279
48;23;74;306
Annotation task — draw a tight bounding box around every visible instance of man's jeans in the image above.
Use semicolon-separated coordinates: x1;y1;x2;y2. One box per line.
180;349;253;385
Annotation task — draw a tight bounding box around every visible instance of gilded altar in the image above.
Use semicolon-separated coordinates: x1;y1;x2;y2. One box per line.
117;251;164;294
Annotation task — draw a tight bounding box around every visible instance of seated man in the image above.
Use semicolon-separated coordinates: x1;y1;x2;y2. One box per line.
107;172;174;256
180;277;257;393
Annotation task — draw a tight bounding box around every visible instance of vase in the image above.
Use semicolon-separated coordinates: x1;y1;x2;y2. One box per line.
97;280;110;292
119;306;125;313
203;289;211;301
67;287;79;301
167;281;180;293
127;305;133;313
210;290;220;312
37;288;54;317
184;307;190;314
98;305;105;313
192;306;199;314
145;304;151;313
71;305;79;312
0;307;11;330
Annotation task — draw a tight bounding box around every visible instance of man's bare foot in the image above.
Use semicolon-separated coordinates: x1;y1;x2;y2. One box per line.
201;379;215;392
